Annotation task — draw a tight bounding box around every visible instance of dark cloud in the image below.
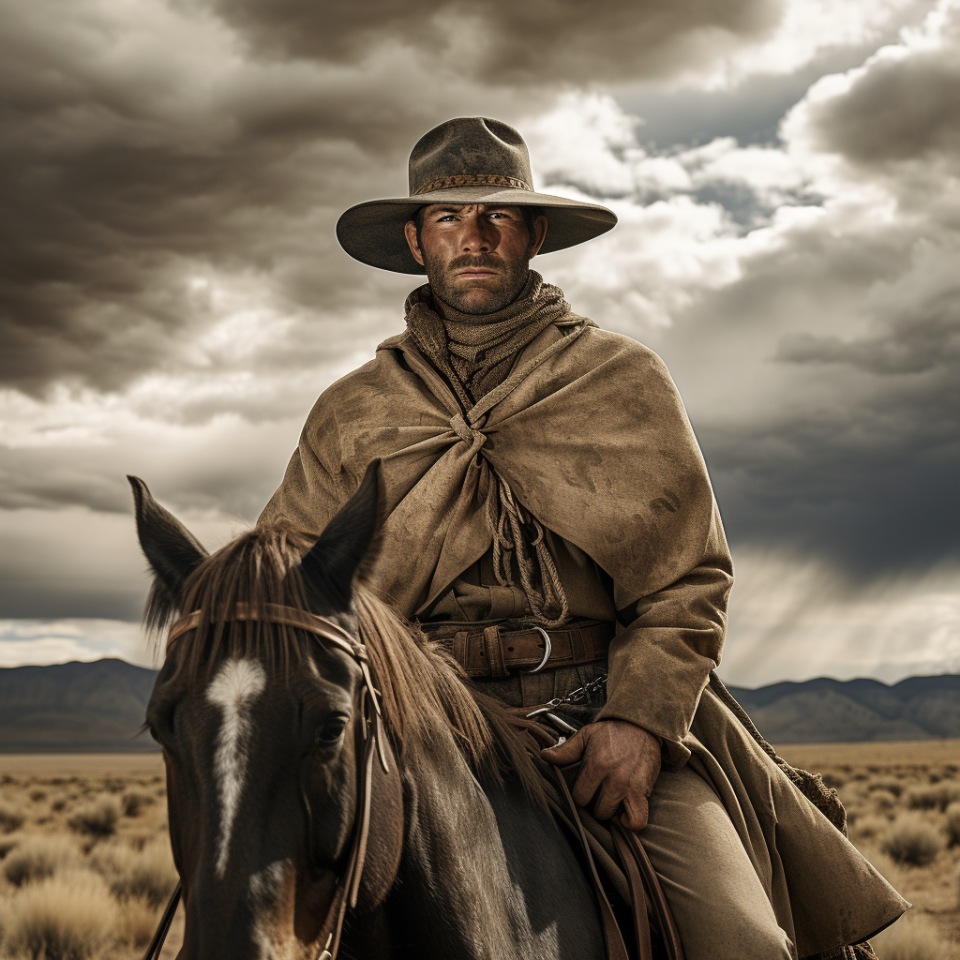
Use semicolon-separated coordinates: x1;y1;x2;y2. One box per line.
775;291;960;374
678;228;960;579
0;0;783;398
707;411;960;578
206;0;780;85
0;5;508;395
797;6;960;172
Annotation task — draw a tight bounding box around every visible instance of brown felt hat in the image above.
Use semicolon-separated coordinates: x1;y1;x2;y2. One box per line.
336;117;618;274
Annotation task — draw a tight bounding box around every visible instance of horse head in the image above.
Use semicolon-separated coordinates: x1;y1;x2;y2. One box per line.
129;462;403;960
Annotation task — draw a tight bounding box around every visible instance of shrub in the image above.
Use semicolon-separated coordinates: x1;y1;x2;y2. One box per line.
851;814;892;843
0;833;23;860
121;790;155;818
67;796;120;838
904;782;960;812
869;789;899;813
871;911;955;960
29;790;47;803
945;802;960;847
881;813;944;867
867;777;904;799
0;801;25;834
115;896;161;948
3;835;80;887
0;869;117;960
90;839;178;907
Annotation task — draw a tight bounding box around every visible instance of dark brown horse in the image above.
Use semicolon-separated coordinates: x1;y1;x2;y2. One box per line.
130;464;606;960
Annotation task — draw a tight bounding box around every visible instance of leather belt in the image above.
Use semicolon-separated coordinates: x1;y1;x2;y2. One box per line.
420;619;615;679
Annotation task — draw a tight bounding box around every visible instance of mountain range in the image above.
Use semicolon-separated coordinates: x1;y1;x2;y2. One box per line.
0;659;958;752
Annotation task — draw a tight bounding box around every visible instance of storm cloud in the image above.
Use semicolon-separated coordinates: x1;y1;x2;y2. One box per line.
2;0;959;683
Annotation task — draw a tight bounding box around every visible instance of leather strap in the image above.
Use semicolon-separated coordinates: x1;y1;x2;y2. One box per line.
611;822;685;960
140;880;181;960
521;717;685;960
426;618;614;678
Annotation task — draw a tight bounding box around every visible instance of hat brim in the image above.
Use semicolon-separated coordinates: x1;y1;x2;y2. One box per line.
336;186;617;274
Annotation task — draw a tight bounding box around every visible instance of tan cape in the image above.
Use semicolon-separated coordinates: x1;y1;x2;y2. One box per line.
261;316;908;957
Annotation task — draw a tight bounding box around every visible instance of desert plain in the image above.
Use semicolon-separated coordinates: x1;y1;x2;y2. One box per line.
0;742;958;959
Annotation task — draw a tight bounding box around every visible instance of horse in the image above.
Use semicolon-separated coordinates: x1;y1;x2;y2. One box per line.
129;463;610;960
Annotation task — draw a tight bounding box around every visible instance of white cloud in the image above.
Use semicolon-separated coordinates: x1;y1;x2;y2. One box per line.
694;0;933;88
0;619;150;667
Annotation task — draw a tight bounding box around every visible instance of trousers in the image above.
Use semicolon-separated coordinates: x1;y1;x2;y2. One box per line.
476;664;797;960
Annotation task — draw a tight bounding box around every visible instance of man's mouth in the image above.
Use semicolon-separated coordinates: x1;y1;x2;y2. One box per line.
456;269;498;279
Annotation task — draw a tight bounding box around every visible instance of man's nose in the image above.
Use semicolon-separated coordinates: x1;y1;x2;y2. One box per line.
460;215;495;253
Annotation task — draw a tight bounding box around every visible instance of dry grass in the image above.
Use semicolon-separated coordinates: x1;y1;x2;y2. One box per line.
121;791;155;818
780;740;960;953
872;911;956;960
3;836;81;887
0;869;118;960
945;803;960;848
905;783;960;813
114;895;163;949
90;838;178;907
66;796;121;839
0;756;173;960
0;747;958;957
0;803;24;836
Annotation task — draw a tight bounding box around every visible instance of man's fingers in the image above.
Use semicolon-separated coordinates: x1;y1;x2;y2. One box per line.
592;783;623;822
620;794;650;831
540;730;586;765
570;759;604;808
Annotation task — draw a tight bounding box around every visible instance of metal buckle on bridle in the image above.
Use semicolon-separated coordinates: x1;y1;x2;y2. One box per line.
525;626;552;673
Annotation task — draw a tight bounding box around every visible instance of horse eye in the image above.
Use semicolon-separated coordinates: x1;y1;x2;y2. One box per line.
317;715;348;747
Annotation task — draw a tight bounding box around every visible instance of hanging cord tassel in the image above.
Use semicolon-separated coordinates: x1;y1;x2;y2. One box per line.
488;474;569;628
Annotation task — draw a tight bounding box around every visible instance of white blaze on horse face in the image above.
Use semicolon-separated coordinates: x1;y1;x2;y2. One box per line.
206;658;267;878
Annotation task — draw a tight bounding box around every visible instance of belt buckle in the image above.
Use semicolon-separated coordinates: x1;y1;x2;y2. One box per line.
526;626;552;674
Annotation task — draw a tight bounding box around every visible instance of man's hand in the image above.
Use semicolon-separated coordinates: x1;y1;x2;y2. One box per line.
540;719;661;830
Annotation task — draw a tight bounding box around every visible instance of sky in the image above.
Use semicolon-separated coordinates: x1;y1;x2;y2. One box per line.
1;0;959;687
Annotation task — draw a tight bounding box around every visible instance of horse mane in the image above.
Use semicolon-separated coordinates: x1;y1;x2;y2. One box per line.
145;522;549;807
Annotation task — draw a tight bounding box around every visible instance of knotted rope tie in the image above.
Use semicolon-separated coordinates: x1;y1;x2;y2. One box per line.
489;474;570;629
448;414;568;629
449;412;486;447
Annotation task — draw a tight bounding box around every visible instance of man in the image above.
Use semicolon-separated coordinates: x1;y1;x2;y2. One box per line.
260;117;906;959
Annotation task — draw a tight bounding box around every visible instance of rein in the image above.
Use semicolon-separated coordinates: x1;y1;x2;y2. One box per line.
141;602;390;960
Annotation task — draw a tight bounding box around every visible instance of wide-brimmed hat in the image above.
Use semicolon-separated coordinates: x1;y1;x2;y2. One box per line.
336;117;617;275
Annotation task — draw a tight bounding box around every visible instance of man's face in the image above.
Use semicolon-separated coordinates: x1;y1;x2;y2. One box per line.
403;204;547;316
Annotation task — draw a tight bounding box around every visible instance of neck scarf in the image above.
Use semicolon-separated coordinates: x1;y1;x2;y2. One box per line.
403;271;573;625
404;271;570;407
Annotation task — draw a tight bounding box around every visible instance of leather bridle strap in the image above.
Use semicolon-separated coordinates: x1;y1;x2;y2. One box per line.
141;603;388;960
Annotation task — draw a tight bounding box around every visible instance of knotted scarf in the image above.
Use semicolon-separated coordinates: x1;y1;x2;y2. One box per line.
403;271;572;624
404;271;569;407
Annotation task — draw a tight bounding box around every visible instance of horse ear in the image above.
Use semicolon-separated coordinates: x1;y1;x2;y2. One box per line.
128;476;208;601
301;459;380;608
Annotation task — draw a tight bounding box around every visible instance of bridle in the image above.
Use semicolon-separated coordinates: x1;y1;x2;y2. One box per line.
141;602;390;960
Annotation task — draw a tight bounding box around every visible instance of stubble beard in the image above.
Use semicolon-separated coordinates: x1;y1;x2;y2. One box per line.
423;251;532;317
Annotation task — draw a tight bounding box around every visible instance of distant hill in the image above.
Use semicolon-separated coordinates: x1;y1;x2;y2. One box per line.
0;659;958;751
725;674;960;743
0;659;158;753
